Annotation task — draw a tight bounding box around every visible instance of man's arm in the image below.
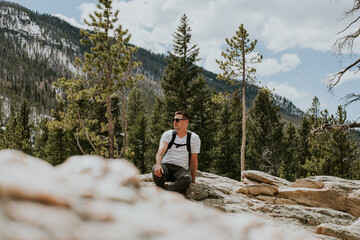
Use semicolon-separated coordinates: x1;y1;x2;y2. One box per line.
189;153;198;184
154;141;169;177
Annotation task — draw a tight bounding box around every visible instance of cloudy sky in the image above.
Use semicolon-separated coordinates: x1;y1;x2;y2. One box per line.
9;0;360;121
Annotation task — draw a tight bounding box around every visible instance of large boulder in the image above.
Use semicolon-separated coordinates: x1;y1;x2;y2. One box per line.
0;149;317;240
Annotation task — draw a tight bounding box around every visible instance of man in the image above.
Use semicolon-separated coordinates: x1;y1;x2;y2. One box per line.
152;111;201;193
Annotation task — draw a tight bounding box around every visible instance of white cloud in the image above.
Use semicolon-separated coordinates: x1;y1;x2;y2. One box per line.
267;82;308;101
257;54;300;76
72;0;354;73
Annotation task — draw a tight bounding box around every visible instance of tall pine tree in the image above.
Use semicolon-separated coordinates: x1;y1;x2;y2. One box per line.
216;24;262;180
54;0;142;158
161;14;202;118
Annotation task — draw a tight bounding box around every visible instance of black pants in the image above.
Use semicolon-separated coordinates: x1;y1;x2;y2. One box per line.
152;163;192;193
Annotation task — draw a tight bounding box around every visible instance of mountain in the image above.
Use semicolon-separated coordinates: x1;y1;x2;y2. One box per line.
0;1;303;121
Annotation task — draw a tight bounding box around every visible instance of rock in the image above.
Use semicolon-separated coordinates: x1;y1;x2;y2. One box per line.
242;170;291;187
316;218;360;240
0;149;319;240
185;183;224;201
290;178;325;189
246;183;278;196
277;186;348;214
348;189;360;218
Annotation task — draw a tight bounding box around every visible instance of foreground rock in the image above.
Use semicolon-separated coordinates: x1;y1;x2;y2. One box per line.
0;150;317;240
142;170;360;240
181;170;360;240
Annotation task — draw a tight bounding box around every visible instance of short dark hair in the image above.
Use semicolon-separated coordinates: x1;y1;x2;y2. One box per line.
175;111;190;120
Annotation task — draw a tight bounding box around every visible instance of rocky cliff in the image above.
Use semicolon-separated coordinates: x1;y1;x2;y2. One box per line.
1;149;359;240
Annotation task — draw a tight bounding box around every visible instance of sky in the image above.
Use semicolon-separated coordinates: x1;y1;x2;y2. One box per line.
7;0;360;122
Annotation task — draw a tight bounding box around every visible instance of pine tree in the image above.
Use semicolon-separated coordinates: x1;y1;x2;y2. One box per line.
44;102;75;165
54;0;142;158
280;122;300;181
18;100;32;155
33;117;49;160
145;97;168;168
189;74;214;171
161;14;201;118
298;115;312;178
328;106;358;178
246;88;284;176
0;117;28;151
216;24;262;180
212;97;239;179
127;86;149;173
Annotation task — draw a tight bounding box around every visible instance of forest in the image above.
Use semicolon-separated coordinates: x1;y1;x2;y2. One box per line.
0;0;359;181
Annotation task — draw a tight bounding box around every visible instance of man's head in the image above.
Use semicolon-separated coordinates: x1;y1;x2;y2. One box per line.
173;111;190;131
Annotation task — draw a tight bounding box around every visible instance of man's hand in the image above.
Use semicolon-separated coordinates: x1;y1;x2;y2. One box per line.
154;164;164;178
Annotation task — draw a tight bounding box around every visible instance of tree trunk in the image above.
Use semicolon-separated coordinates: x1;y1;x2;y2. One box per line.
240;49;246;181
121;87;128;158
107;95;114;158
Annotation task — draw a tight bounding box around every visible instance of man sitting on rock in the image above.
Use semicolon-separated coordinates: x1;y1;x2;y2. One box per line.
152;111;201;193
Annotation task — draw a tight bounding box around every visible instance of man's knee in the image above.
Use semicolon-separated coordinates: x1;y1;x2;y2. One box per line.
178;173;192;187
152;164;168;188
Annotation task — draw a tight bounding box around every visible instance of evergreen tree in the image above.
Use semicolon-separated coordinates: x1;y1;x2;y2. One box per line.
161;14;202;118
127;86;149;173
212;97;239;179
216;24;262;180
329;106;359;178
145;97;168;168
298;115;312;178
280;122;300;181
189;75;214;172
18;100;32;155
44;102;75;165
54;0;142;158
246;88;284;176
0;117;28;151
33;118;49;160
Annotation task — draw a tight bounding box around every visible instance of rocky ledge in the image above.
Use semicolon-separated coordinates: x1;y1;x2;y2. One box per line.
0;149;359;240
142;171;360;240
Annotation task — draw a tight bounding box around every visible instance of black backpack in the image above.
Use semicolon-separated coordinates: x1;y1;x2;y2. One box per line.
165;130;192;165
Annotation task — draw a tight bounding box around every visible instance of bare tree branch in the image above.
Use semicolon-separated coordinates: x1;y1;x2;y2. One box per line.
76;109;99;155
328;58;360;88
308;122;360;137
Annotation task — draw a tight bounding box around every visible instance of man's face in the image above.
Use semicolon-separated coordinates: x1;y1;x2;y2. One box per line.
173;114;188;130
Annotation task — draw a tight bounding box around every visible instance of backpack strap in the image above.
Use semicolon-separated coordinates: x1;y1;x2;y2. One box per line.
165;130;177;155
187;131;192;166
165;130;192;166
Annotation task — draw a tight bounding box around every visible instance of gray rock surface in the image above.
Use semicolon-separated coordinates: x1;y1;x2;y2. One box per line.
0;149;318;240
1;149;360;240
177;170;360;240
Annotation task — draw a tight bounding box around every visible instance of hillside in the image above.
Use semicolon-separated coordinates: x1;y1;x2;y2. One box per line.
0;1;304;120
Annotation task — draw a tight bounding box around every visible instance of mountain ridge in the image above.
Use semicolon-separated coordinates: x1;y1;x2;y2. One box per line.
0;1;304;121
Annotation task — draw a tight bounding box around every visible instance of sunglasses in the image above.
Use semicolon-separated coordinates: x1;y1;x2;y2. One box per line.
173;118;187;123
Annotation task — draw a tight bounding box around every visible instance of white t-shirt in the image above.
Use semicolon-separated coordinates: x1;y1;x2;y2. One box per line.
160;130;201;170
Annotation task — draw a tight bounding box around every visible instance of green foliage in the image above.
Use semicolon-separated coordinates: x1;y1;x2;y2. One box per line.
216;23;262;178
246;88;284;176
161;14;202;117
303;102;360;179
127;86;149;173
0;117;28;151
279;122;300;181
145;97;169;168
54;0;142;158
211;92;242;180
